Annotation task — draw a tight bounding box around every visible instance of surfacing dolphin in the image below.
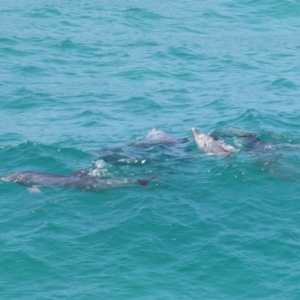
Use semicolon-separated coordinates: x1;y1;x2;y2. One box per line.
134;128;189;147
191;127;234;157
2;170;152;193
98;128;189;164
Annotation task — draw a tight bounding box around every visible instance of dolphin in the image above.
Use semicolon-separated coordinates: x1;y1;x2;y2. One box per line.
191;127;234;157
98;129;189;164
210;129;263;152
134;128;189;147
2;170;152;193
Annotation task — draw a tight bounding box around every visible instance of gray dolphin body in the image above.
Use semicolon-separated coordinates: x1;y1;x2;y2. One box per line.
191;127;234;157
2;171;151;192
210;129;263;152
135;129;189;147
98;128;189;164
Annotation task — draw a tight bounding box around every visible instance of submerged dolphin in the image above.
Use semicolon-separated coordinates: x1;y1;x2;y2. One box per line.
191;127;234;157
2;170;152;193
210;129;263;152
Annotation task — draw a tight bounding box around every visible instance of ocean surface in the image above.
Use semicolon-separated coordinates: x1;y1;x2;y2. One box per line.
1;0;300;299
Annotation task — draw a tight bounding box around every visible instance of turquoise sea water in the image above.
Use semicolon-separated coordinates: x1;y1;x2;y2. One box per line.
1;1;300;298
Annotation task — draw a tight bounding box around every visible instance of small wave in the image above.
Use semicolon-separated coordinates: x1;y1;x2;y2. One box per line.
267;78;298;90
29;6;62;18
124;7;166;21
57;39;75;49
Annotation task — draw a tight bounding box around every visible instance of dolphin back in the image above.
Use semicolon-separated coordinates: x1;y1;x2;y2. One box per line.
2;171;153;192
